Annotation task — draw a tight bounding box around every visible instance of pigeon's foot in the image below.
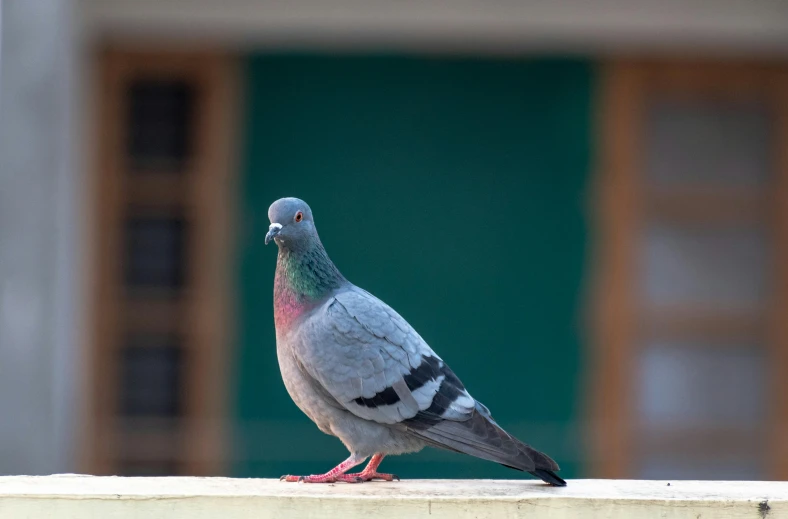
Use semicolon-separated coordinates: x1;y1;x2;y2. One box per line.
331;452;398;482
337;471;400;482
279;454;367;484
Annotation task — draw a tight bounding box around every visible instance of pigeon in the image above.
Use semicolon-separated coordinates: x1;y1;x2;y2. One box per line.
265;197;566;486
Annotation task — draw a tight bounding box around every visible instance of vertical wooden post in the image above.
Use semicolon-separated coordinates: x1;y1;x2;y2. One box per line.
588;61;644;478
769;69;788;480
87;51;238;475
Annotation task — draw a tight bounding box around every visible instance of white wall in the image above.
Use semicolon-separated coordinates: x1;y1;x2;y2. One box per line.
0;0;80;475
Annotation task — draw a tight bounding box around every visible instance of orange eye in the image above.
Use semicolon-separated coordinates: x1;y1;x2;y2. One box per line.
295;211;303;223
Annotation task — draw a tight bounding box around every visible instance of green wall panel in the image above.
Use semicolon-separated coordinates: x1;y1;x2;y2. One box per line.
235;55;594;480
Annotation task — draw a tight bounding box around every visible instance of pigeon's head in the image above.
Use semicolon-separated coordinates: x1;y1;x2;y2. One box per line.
265;197;317;250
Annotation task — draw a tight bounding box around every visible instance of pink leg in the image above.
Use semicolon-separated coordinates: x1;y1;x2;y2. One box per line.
280;454;366;483
336;453;399;482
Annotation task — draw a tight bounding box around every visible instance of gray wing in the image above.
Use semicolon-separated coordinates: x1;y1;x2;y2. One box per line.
295;286;476;425
294;286;561;476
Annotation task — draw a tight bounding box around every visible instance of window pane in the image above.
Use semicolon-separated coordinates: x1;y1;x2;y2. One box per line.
636;341;766;429
645;99;772;188
127;79;195;171
642;223;770;310
124;214;188;291
120;336;184;417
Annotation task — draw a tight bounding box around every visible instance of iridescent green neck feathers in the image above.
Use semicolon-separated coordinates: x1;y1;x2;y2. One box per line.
274;242;344;328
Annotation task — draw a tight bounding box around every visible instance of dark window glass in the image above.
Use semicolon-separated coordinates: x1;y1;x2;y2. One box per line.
120;336;184;417
645;99;772;188
127;79;195;171
124;215;187;291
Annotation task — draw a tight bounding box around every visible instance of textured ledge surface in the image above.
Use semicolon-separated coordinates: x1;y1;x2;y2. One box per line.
1;475;787;518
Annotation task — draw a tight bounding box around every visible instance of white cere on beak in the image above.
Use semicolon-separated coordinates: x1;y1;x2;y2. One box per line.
265;222;284;245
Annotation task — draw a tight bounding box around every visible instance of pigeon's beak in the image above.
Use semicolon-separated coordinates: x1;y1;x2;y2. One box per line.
265;223;282;245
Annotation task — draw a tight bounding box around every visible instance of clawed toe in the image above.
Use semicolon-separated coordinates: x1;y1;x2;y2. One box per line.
369;473;399;482
280;475;305;482
338;472;400;482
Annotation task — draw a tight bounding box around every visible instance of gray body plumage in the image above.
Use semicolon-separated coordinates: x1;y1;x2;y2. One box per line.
275;290;429;457
267;197;565;485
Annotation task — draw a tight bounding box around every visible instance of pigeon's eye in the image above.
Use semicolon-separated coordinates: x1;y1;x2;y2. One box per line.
295;211;304;223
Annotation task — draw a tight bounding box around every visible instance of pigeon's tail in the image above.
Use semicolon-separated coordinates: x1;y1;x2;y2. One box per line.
528;469;567;487
407;401;566;486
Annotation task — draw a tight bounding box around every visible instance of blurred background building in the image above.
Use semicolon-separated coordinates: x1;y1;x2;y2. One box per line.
1;0;788;481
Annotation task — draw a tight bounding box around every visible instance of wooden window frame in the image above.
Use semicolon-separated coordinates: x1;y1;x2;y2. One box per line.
85;50;239;475
589;60;788;479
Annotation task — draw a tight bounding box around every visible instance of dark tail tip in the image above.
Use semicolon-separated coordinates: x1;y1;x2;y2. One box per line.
529;469;567;487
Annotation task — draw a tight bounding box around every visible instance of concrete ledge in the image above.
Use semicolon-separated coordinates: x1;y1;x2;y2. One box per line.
1;475;787;518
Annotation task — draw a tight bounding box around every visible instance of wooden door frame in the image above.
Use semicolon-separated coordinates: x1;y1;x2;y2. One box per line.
85;49;239;475
589;60;788;479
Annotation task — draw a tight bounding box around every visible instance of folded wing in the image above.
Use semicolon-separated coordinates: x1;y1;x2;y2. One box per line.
293;286;562;481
